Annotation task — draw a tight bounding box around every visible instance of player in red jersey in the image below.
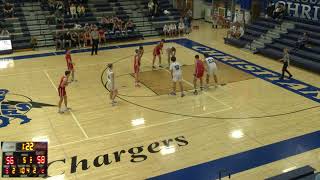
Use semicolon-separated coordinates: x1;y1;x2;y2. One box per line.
193;55;204;95
152;39;165;69
65;48;76;82
134;49;141;87
58;70;71;113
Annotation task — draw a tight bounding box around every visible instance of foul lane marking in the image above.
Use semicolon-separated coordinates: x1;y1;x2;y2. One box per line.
43;70;89;139
162;68;232;110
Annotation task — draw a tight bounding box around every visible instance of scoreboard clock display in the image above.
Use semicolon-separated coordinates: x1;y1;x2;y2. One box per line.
1;142;48;178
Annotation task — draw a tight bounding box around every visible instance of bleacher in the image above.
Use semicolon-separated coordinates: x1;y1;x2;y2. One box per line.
140;0;181;35
87;0;143;40
258;16;320;73
265;165;319;180
224;17;281;48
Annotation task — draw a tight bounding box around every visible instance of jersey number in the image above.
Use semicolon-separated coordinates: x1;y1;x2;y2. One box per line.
174;65;180;70
207;58;214;64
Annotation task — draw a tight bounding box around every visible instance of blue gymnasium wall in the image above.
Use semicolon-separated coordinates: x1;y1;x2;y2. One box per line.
205;0;251;10
268;0;320;21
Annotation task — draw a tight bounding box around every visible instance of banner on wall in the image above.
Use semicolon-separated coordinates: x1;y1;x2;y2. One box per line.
273;0;320;20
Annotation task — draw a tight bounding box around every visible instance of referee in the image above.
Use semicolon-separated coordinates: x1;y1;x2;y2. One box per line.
280;48;293;80
91;27;99;55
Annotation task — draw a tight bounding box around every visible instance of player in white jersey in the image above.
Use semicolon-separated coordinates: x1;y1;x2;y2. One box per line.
105;63;118;106
163;24;169;38
170;23;177;36
166;46;176;67
169;56;185;97
204;53;219;88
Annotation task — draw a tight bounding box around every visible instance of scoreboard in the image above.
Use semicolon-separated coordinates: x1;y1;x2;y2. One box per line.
1;142;48;178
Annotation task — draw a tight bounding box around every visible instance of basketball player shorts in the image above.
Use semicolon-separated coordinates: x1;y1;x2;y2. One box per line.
207;65;218;75
172;74;182;82
67;63;74;71
107;82;116;91
153;49;161;56
195;70;204;78
58;87;66;97
134;65;140;73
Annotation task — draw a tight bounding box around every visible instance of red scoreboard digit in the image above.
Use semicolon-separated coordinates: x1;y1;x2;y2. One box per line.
1;142;48;177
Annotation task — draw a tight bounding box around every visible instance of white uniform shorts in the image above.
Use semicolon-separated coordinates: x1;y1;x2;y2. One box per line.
207;64;218;75
172;74;182;82
107;82;116;91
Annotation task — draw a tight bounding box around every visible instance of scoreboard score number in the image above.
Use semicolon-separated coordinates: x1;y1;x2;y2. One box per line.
1;142;48;178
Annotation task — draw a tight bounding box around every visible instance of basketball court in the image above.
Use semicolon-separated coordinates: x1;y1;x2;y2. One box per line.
0;21;319;180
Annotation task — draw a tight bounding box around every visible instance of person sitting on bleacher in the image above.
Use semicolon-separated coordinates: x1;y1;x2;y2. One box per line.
3;2;14;18
84;23;90;32
71;31;80;48
170;23;177;37
178;18;185;36
84;30;91;46
64;30;72;48
125;20;135;33
55;32;64;50
70;3;77;19
163;24;169;38
273;3;285;20
113;21;122;37
74;21;82;29
226;23;243;39
0;28;10;37
100;16;108;29
266;1;275;18
77;4;85;17
98;28;106;44
79;31;85;47
295;32;309;49
148;0;154;17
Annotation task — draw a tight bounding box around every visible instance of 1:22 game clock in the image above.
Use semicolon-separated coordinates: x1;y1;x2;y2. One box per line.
1;142;48;178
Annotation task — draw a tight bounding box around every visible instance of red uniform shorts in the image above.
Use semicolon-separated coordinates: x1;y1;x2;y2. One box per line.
67;63;74;71
58;87;66;97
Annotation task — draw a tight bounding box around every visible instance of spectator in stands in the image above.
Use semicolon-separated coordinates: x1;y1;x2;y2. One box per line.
100;16;108;29
77;4;85;17
153;0;159;16
48;0;55;13
91;27;99;55
84;30;91;46
0;28;10;37
31;36;38;50
148;0;154;17
266;1;275;18
55;1;65;17
74;21;82;29
79;31;85;47
113;21;122;37
3;2;14;18
178;19;185;36
84;23;90;32
163;24;169;38
63;0;70;15
125;20;134;33
64;30;72;48
273;3;285;20
170;23;177;37
55;32;64;50
295;32;309;49
98;28;106;45
70;3;77;19
71;31;80;48
226;23;243;39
